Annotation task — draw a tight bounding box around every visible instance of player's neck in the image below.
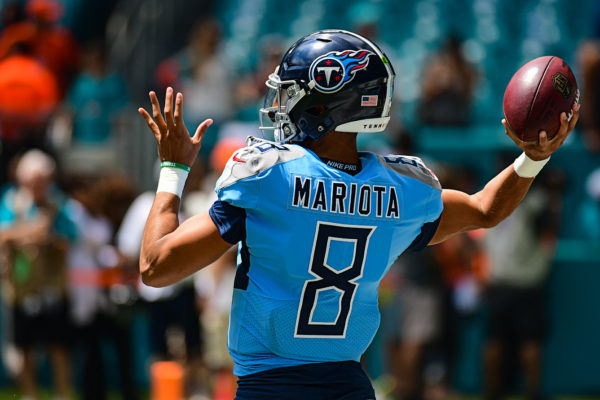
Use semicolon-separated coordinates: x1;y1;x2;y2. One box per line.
302;131;359;164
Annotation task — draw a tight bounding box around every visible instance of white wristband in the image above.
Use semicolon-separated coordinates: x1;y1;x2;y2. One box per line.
513;152;550;178
157;167;189;197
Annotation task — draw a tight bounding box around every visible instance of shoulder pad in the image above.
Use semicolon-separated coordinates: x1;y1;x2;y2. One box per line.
381;155;441;190
217;142;305;190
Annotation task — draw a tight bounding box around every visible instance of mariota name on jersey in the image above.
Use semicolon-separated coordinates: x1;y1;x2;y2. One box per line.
290;175;400;218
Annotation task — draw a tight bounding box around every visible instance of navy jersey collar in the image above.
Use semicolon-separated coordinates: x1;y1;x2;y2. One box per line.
302;147;375;177
318;156;362;176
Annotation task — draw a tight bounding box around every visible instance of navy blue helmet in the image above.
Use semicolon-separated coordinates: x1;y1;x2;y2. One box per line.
259;29;396;143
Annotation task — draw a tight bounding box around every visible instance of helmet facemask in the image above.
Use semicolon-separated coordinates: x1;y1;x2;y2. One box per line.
259;68;315;143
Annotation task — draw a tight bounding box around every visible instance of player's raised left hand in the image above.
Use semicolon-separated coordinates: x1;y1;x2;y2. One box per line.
502;102;580;161
138;87;213;167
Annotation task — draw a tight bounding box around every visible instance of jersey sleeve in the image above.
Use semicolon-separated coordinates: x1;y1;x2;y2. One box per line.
406;216;441;252
424;180;444;223
212;142;307;244
381;154;443;251
214;145;272;209
214;142;306;209
208;200;246;244
405;180;443;251
381;154;441;191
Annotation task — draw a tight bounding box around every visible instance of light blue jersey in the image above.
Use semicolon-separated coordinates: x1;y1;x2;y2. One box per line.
211;140;443;376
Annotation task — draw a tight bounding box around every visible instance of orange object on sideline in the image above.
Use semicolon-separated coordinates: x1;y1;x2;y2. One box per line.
210;137;246;174
212;370;237;400
151;361;184;400
0;55;59;138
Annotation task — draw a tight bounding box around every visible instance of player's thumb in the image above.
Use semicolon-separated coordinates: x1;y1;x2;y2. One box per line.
193;119;214;144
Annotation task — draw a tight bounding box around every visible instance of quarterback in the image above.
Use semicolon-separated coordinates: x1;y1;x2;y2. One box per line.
138;30;578;399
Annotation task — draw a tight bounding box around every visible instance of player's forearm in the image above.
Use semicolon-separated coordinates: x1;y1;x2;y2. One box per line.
472;164;534;227
432;158;545;245
139;192;181;286
140;197;232;287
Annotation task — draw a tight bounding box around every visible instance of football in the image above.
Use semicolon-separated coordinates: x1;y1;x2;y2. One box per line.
503;56;579;143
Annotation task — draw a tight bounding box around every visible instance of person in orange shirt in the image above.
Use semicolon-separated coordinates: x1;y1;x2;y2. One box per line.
0;47;59;184
0;0;80;95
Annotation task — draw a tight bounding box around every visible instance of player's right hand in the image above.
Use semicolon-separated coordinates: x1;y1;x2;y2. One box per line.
138;87;213;167
502;102;580;161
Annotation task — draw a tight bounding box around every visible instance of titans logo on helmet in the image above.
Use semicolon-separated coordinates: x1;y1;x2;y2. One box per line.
309;50;373;93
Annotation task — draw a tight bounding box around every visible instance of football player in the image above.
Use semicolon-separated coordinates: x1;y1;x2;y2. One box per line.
138;30;579;399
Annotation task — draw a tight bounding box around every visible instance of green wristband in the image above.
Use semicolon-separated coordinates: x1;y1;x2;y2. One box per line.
161;161;191;172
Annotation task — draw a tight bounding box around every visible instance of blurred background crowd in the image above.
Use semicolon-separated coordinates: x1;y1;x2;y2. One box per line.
0;0;599;399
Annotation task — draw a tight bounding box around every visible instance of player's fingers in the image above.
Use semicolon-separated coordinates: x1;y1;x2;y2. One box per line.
164;87;175;130
560;111;569;134
502;119;523;147
538;130;548;147
547;112;568;148
568;102;580;132
560;111;569;132
138;108;161;140
174;92;184;129
149;91;167;131
192;119;214;145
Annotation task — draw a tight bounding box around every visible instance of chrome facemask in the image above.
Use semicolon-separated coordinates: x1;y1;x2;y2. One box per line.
259;68;314;143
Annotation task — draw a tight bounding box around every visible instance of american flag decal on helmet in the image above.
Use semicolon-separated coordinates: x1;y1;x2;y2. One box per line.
361;95;378;106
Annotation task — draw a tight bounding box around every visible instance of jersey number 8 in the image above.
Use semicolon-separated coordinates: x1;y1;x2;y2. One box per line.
295;222;375;338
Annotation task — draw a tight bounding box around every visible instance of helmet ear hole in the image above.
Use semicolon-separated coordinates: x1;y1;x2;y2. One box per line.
306;105;326;116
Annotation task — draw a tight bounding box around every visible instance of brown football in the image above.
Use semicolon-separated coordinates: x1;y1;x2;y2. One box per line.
503;56;579;143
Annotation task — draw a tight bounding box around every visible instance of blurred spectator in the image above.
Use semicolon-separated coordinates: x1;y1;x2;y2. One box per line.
382;163;483;400
154;19;233;157
481;166;564;400
426;165;486;400
0;149;76;400
155;19;233;131
64;172;139;400
418;36;477;126
389;247;445;400
576;39;600;152
234;35;284;122
64;173;110;400
0;0;80;96
194;252;236;399
386;219;485;400
117;159;208;399
0;47;59;184
58;40;129;146
0;48;58;128
85;173;139;400
433;228;486;384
